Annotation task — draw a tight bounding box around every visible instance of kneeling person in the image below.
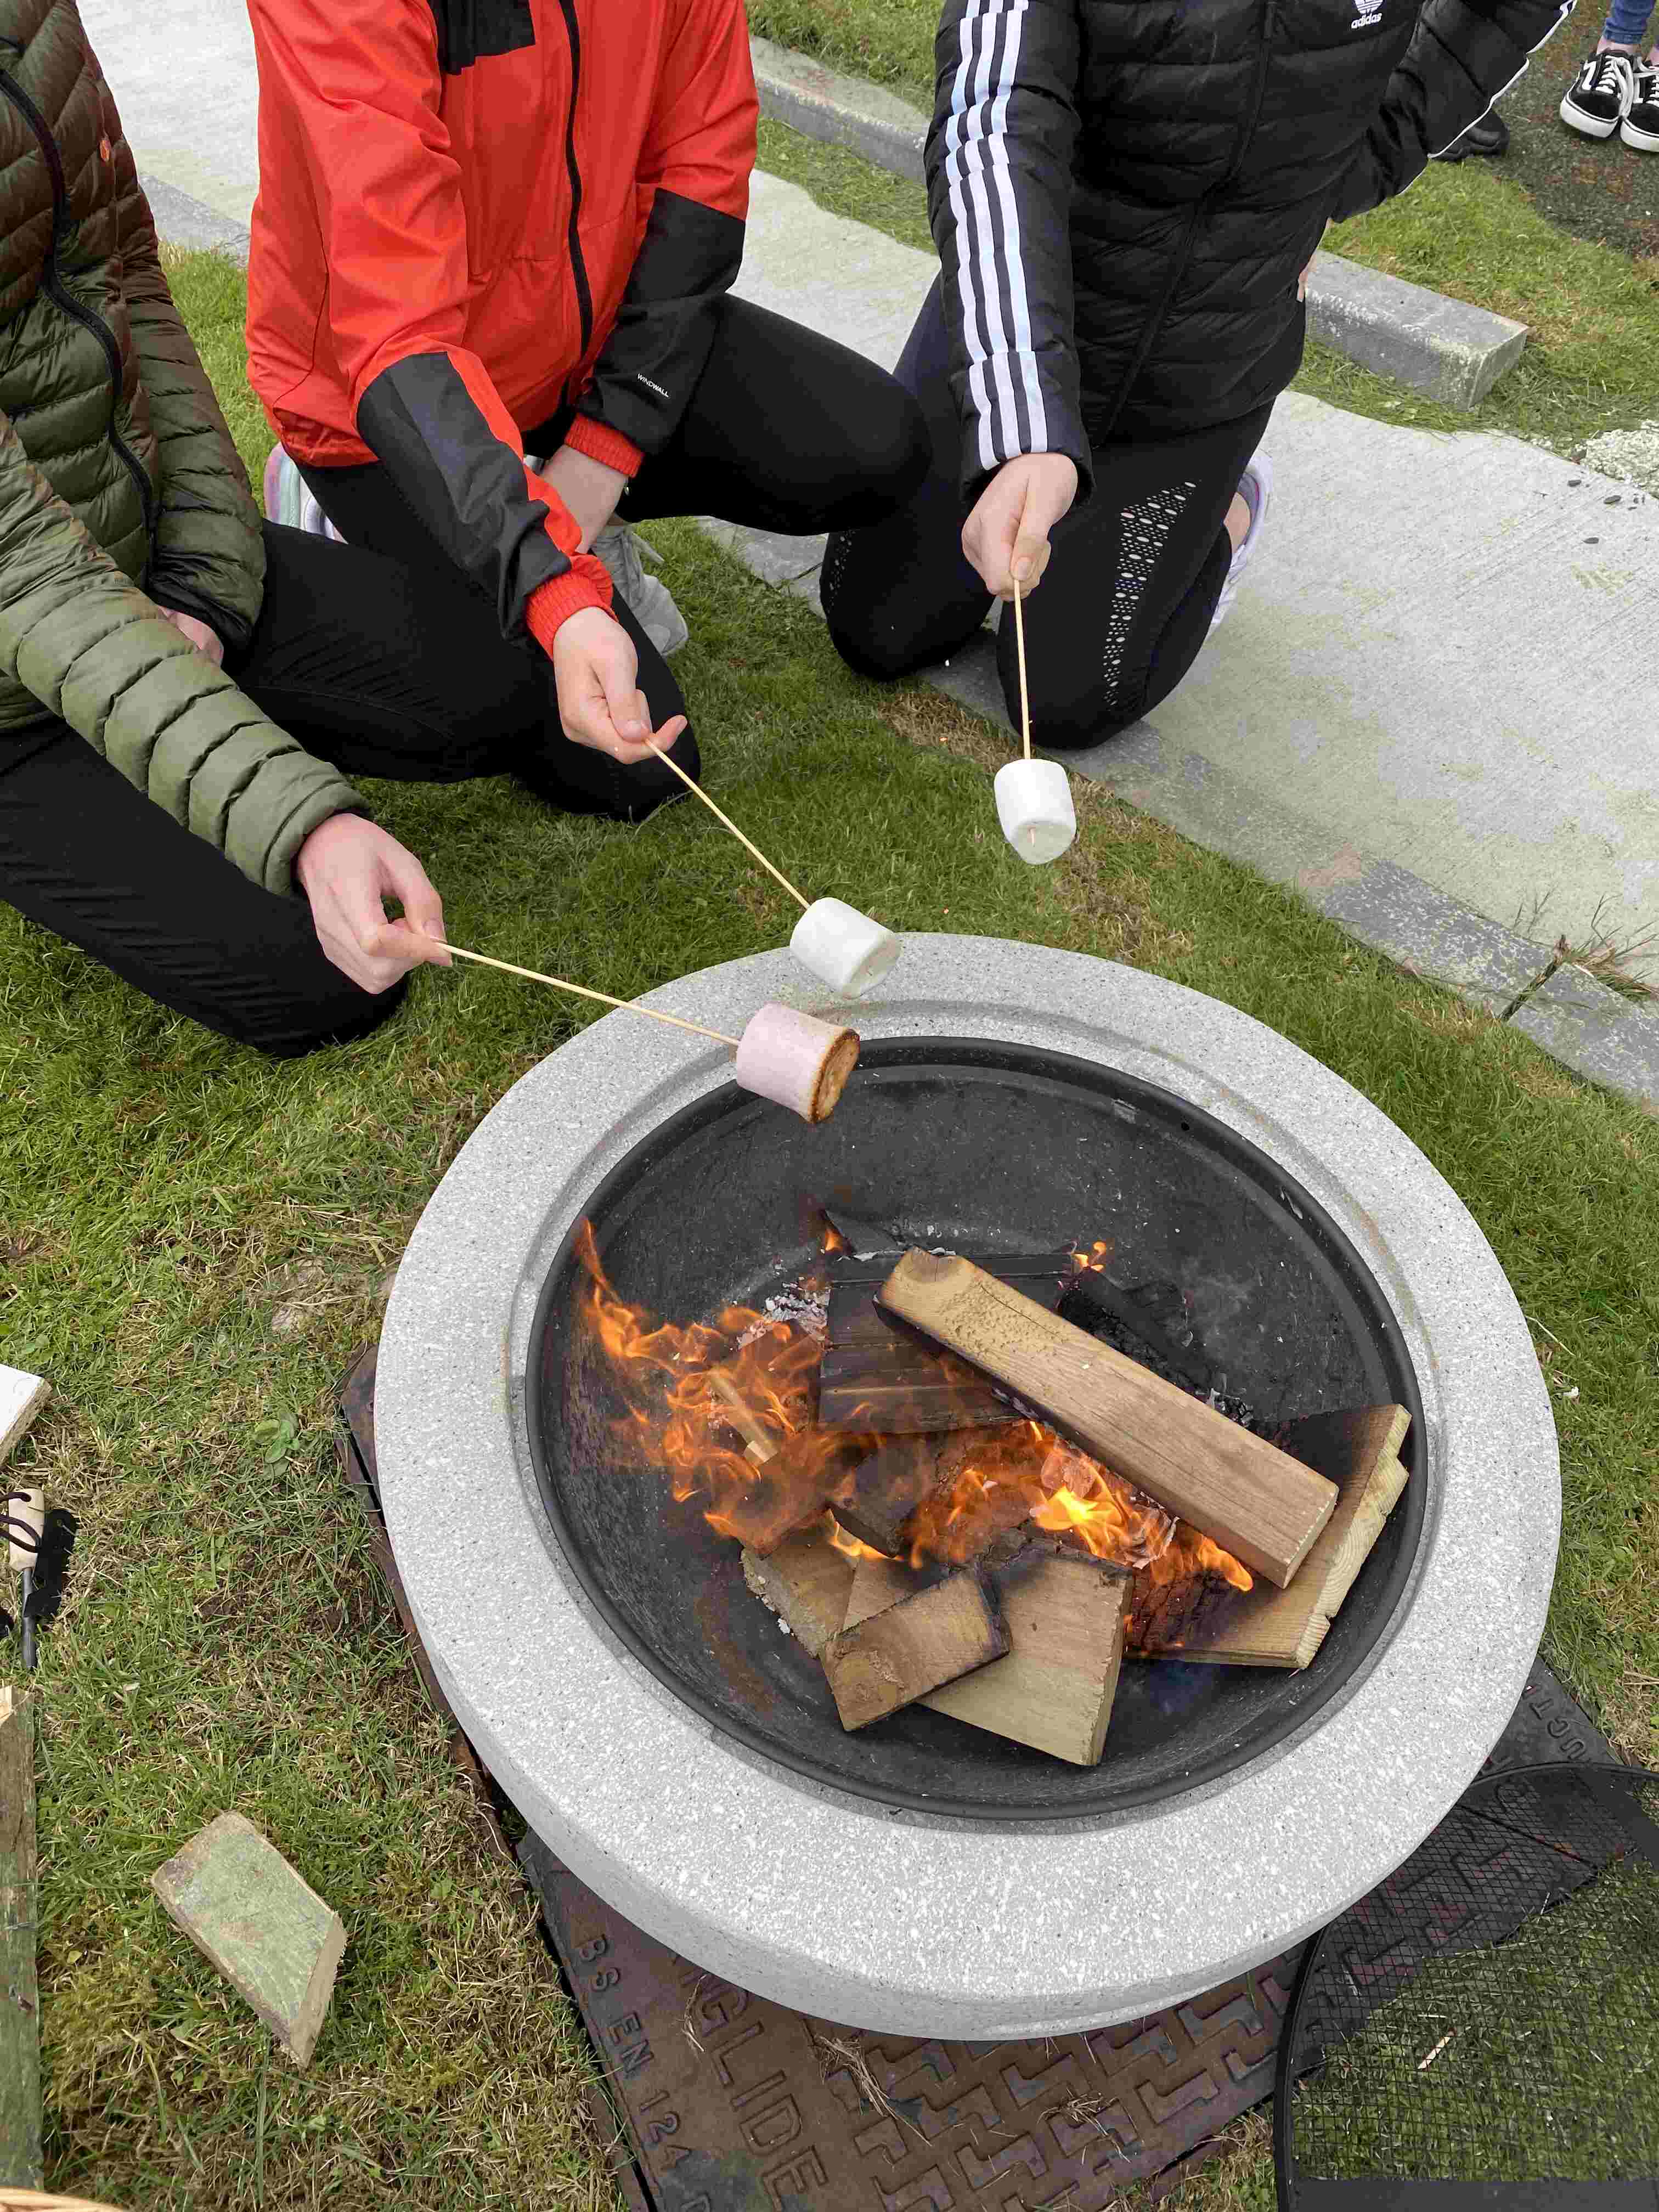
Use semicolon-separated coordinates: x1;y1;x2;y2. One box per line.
245;0;931;814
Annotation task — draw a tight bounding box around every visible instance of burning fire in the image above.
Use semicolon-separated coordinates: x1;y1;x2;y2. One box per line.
574;1221;1251;1633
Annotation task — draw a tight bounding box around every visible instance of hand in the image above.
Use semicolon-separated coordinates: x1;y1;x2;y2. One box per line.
159;608;224;666
294;813;450;994
540;444;628;554
552;605;687;764
962;453;1079;599
1298;253;1317;301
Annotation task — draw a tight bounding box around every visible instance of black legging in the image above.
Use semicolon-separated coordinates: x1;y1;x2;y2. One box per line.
822;277;1276;752
0;299;928;1057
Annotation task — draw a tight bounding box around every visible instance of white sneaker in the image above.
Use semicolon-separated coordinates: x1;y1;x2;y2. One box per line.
591;521;690;658
1209;453;1273;632
262;445;345;540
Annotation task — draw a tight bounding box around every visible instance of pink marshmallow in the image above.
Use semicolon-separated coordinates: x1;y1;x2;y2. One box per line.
733;1002;861;1124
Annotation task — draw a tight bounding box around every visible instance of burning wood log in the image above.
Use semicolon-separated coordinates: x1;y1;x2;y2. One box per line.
831;1424;1026;1555
820;1571;1009;1730
878;1252;1339;1588
741;1519;857;1657
845;1538;1133;1765
816;1252;1071;1436
1139;1406;1412;1667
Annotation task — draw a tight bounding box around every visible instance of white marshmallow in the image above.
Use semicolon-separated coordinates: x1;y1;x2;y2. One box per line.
994;760;1076;866
789;898;901;998
733;1002;861;1124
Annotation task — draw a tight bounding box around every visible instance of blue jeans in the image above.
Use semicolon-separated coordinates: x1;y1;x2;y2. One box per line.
1602;0;1654;45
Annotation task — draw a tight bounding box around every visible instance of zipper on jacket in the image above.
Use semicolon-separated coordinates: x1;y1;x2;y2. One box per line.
0;63;159;540
1098;0;1279;442
554;0;593;359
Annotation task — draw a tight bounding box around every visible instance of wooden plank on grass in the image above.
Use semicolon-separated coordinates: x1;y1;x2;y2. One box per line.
821;1572;1008;1729
0;1372;48;1471
0;1689;40;2191
878;1252;1339;1588
151;1813;346;2069
845;1544;1133;1765
1148;1406;1412;1668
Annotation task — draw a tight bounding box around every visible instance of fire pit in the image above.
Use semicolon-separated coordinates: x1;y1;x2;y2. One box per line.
376;940;1559;2035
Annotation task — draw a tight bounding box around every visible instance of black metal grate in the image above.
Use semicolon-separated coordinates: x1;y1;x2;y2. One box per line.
1276;1763;1659;2207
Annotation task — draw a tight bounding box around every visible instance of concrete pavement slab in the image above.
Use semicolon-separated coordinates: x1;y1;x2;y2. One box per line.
84;0;260;227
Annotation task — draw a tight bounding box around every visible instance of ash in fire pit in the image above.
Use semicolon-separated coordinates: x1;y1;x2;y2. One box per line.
526;1038;1427;1822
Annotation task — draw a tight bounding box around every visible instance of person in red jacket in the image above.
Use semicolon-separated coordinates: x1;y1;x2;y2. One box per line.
245;0;928;824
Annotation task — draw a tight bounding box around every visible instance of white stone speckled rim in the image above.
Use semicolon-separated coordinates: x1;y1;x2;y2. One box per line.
376;939;1559;2037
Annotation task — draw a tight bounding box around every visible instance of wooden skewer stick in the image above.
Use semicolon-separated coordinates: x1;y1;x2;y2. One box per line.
1012;573;1035;851
436;944;741;1047
645;741;811;912
1012;572;1032;764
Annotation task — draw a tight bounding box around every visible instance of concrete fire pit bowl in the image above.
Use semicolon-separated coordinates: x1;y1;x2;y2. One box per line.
375;939;1559;2036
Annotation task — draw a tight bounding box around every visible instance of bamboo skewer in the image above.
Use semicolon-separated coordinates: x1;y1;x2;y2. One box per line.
1012;572;1032;764
1012;573;1035;850
436;944;741;1046
645;741;812;912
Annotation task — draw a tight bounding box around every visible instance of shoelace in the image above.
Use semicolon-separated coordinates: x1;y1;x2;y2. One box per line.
1632;63;1659;101
1585;50;1637;99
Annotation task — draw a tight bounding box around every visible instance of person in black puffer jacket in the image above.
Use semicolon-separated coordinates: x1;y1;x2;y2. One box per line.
823;0;1575;752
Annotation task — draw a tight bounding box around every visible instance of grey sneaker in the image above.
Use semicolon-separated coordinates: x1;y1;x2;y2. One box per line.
1210;452;1273;631
591;521;690;658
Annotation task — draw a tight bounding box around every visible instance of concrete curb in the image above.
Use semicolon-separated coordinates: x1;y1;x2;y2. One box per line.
749;37;1528;411
751;34;925;184
1304;249;1527;411
144;172;249;264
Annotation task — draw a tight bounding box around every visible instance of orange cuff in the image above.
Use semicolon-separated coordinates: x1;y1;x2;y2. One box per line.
525;555;614;655
566;412;645;478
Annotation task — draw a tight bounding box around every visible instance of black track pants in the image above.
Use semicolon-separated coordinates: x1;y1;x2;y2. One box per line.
1;300;927;1057
821;278;1276;752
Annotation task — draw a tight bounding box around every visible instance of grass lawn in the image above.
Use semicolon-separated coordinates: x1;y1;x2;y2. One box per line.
1;251;1654;2212
750;12;1659;458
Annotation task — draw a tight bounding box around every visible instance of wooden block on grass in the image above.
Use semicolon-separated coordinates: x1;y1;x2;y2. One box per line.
0;1370;48;1471
742;1521;855;1657
845;1543;1133;1764
0;1690;41;2191
821;1572;1008;1729
1150;1406;1412;1668
878;1253;1338;1587
150;1812;346;2068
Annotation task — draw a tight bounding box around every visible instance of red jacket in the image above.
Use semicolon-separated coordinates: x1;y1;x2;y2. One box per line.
246;0;757;645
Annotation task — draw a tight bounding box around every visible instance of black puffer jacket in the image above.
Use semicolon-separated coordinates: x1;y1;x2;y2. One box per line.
927;0;1574;495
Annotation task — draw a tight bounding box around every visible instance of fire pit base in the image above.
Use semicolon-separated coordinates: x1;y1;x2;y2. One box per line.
376;940;1559;2036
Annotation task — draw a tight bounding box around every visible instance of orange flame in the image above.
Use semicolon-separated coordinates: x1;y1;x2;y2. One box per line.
573;1220;1252;1632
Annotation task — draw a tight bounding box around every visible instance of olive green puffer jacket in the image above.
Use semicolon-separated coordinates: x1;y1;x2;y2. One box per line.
0;0;359;893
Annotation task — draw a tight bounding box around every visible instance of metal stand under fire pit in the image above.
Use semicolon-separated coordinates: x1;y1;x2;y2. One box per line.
374;940;1560;2037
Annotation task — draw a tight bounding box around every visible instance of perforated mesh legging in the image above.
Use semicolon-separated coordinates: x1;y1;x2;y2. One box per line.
822;276;1277;752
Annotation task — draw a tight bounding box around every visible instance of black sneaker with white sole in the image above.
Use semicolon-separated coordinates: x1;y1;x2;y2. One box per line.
1560;50;1637;137
1623;64;1659;149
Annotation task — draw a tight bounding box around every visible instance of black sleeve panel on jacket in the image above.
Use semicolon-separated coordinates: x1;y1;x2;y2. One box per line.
1330;0;1576;222
356;351;573;639
926;0;1091;507
575;190;746;457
